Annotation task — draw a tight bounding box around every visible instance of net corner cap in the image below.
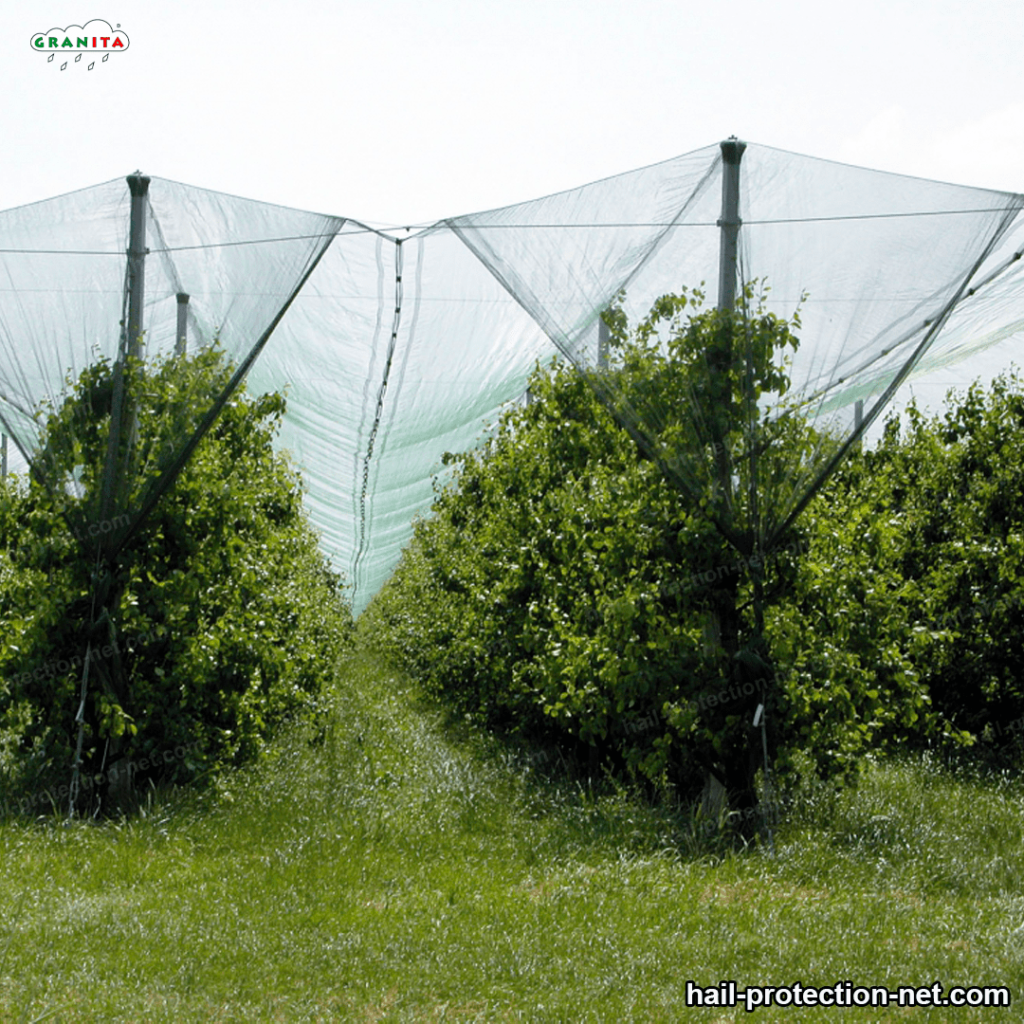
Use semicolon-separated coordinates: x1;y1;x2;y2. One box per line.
720;137;747;165
126;172;151;196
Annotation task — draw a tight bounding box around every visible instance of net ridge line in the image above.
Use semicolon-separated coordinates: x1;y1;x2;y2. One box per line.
352;238;403;591
351;234;427;605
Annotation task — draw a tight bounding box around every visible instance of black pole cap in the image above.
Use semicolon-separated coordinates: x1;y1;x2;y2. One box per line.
126;173;150;197
720;137;747;165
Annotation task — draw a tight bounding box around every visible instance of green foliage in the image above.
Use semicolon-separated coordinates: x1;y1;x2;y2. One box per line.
0;345;353;808
761;369;1024;774
765;450;939;780
363;289;933;799
854;372;1024;753
366;356;730;792
600;283;811;542
367;300;1024;802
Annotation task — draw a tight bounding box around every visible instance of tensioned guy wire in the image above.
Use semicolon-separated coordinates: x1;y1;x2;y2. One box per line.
3;207;1021;256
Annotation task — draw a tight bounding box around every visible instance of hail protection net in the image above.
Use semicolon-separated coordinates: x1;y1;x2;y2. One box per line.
1;143;1023;614
450;142;1024;567
0;176;341;569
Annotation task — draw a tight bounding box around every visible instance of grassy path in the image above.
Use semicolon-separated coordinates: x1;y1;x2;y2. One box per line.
1;651;1023;1021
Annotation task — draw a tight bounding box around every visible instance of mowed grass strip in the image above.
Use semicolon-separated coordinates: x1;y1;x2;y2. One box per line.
1;651;1023;1022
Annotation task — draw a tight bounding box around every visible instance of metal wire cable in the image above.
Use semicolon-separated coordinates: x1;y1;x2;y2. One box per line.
3;206;1022;257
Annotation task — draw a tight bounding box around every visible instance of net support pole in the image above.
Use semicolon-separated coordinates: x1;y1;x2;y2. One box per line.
1;433;6;478
100;173;148;530
126;173;150;361
708;137;747;521
176;292;190;356
597;313;610;370
709;136;761;821
717;137;746;312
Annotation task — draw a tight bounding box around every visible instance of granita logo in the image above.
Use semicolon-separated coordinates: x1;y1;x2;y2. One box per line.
30;19;129;70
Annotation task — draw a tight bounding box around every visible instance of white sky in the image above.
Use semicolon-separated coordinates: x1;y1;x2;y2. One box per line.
3;0;1023;226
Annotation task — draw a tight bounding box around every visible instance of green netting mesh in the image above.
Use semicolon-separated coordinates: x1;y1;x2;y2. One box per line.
1;141;1023;613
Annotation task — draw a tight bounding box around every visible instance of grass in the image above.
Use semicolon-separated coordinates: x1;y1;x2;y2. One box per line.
1;650;1023;1021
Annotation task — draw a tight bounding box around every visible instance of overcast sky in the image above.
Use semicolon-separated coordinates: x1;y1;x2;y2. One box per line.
3;0;1023;226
